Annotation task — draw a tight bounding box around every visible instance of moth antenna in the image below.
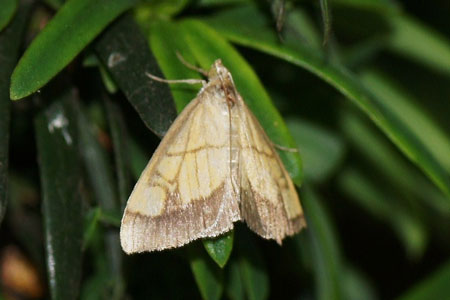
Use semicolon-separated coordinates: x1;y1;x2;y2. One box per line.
273;143;299;153
176;51;208;77
146;72;206;86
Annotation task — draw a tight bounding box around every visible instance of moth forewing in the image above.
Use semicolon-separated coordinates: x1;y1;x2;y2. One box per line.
120;59;305;253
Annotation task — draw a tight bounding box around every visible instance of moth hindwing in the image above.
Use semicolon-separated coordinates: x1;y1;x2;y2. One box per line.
120;59;306;253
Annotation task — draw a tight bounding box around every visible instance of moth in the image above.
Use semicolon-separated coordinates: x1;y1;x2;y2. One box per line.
120;59;306;253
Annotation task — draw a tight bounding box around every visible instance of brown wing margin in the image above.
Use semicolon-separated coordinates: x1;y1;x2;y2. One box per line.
238;103;306;244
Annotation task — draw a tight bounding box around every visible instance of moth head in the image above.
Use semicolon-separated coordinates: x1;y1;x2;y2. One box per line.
208;59;232;83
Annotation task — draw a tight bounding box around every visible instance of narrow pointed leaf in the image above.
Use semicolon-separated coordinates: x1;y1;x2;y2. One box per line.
286;118;345;182
104;96;132;209
204;5;450;198
71;99;125;297
189;245;224;300
338;167;427;257
10;0;137;100
226;259;245;300
397;259;450;300
0;1;30;225
301;186;344;300
203;231;234;268
35;91;83;300
237;231;269;300
319;0;332;45
0;0;17;32
361;69;450;172
95;15;177;137
387;14;450;76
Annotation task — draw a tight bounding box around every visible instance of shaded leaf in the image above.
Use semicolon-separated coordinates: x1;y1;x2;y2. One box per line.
387;14;450;76
0;1;31;225
333;0;400;14
342;266;377;300
104;96;132;209
95;14;177;137
0;0;17;32
73;99;118;211
10;0;137;100
301;186;344;300
286;118;345;182
319;0;332;45
35;91;83;300
397;259;450;300
128;136;150;180
338;167;427;258
225;258;245;300
189;244;224;300
148;20;202;111
361;69;450;172
203;231;234;268
204;4;450;198
83;207;102;250
340;108;450;215
236;231;269;300
72;98;124;297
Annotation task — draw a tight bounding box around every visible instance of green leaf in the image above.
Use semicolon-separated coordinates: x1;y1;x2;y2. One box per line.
98;65;118;94
189;244;224;300
387;14;450;76
236;231;269;300
73;99;118;212
104;96;132;209
301;186;344;300
397;259;450;300
319;0;332;45
134;0;190;27
286;118;345;183
204;4;450;198
225;258;245;300
10;0;137;100
342;266;377;300
0;0;17;32
0;1;30;225
340;108;450;215
35;91;84;300
83;207;102;250
197;0;249;6
203;231;234;268
361;69;450;172
128;136;150;180
333;0;400;14
338;167;427;258
148;20;202;111
72;99;124;297
95;15;177;137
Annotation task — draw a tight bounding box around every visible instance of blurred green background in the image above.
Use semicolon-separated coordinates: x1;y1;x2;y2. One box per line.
1;0;450;299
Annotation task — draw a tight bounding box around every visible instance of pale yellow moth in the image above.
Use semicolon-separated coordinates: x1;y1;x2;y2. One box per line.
120;59;306;253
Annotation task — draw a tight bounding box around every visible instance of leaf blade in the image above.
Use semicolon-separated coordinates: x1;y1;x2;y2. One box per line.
0;0;17;32
35;91;84;300
0;1;31;225
95;15;177;137
10;0;136;100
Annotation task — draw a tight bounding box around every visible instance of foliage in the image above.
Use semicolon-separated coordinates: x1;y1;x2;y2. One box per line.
1;0;450;299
